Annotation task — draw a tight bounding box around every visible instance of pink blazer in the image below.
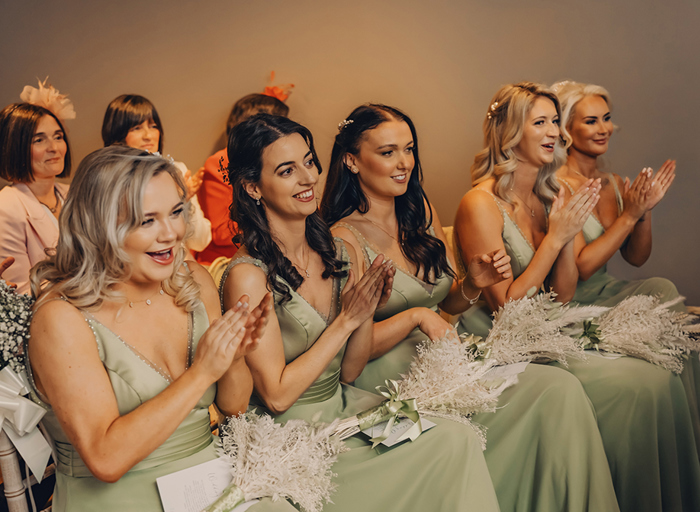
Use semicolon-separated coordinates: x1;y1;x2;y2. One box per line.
0;183;68;294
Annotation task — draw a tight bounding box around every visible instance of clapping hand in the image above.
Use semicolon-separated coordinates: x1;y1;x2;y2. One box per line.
184;167;204;200
0;257;16;289
624;160;675;216
340;255;392;331
467;249;512;288
548;179;601;246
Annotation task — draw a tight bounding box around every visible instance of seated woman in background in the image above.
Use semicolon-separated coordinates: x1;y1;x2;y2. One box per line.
219;113;503;512
453;81;700;512
0;102;72;294
321;102;619;512
102;94;211;254
27;145;295;512
196;93;289;266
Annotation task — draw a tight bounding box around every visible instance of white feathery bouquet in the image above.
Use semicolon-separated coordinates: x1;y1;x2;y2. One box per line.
204;412;347;512
479;291;606;366
335;331;518;449
576;295;700;374
0;280;34;374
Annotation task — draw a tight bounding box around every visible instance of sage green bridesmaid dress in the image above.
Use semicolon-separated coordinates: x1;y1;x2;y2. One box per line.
457;189;700;512
335;222;619;512
219;242;501;512
562;176;700;461
27;299;295;512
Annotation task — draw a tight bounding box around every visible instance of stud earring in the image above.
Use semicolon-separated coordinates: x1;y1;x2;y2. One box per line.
256;198;261;205
351;166;359;174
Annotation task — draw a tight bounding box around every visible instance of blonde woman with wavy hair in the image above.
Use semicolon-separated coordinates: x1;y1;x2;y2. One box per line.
26;146;293;512
549;81;700;512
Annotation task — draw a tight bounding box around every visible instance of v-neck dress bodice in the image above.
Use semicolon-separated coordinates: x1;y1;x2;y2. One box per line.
219;240;502;512
340;217;619;512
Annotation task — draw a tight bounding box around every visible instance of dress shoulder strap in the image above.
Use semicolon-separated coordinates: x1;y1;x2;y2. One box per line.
558;178;576;195
218;256;269;313
469;188;508;221
332;222;372;270
608;173;624;215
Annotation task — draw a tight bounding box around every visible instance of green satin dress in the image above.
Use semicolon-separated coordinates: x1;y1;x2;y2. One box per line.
27;299;295;512
337;222;618;512
457;190;700;512
563;176;700;460
220;242;501;512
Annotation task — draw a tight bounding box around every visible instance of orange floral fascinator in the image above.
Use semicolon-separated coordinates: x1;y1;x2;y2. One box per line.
263;71;294;102
20;77;76;121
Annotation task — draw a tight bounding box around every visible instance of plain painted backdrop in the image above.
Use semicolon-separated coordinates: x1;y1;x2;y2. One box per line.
1;0;698;303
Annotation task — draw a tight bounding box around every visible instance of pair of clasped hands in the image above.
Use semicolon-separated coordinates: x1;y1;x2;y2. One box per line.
196;256;395;384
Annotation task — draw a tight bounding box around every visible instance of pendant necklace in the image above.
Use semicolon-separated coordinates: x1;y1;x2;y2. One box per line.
36;187;61;213
510;190;537;217
127;286;165;308
290;246;311;279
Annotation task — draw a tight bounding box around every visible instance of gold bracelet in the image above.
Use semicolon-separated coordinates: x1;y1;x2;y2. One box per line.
460;276;482;305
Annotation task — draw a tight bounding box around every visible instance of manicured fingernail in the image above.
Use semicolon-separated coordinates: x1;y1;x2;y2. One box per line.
242;302;249;309
236;301;242;307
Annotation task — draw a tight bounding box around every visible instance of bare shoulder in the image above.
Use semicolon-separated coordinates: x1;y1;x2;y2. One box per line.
457;185;500;219
30;296;95;353
185;259;220;319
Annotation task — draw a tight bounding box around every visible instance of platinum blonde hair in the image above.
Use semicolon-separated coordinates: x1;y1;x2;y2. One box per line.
551;80;614;163
471;81;564;204
30;145;200;311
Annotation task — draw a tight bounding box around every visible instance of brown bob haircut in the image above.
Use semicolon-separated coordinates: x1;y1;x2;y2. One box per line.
101;94;164;153
226;93;289;136
0;103;72;183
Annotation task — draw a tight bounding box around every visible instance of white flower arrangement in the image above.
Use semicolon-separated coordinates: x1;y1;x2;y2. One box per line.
578;295;700;374
0;280;34;374
206;412;347;512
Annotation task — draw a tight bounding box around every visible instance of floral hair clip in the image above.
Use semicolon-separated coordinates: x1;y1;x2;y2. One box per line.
20;77;76;122
486;101;499;120
263;71;294;102
338;119;354;131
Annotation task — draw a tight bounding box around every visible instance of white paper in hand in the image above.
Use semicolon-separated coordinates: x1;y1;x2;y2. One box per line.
156;457;259;512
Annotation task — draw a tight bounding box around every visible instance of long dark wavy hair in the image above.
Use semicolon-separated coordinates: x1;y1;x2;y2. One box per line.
228;113;346;304
320;104;453;284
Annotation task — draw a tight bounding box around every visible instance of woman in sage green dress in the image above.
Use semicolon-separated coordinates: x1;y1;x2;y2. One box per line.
454;82;700;512
551;80;700;450
219;113;501;511
27;146;295;511
321;101;619;512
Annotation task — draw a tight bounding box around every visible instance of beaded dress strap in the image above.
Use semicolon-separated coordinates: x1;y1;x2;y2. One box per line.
218;256;268;314
333;222;372;270
608;173;624;215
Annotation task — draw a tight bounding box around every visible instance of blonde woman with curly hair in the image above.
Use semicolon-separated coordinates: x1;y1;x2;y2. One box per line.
549;80;700;512
27;146;296;512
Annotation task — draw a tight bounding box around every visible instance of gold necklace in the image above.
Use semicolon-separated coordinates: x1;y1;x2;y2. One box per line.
127;286;165;308
288;246;311;278
510;189;538;217
36;187;60;213
364;216;404;246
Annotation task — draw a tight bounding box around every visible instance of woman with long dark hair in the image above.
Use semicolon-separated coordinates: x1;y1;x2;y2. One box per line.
322;102;619;512
219;113;502;512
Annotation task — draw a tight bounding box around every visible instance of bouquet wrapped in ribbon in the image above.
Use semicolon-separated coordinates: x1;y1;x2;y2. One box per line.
576;295;700;374
204;412;347;512
0;279;53;486
335;332;518;449
478;290;607;366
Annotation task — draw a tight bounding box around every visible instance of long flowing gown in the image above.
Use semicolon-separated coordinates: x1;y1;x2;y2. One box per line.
27;299;295;512
220;243;501;512
562;176;700;458
335;222;619;512
455;190;700;512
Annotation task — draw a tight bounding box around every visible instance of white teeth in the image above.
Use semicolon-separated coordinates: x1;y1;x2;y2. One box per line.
295;190;313;199
392;174;406;180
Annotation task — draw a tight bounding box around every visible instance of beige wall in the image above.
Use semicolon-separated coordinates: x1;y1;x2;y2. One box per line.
1;0;698;304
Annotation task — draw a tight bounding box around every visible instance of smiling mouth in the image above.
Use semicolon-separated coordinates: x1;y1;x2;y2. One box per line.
147;248;174;264
541;143;555;152
391;174;407;181
593;139;608;144
294;189;314;201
